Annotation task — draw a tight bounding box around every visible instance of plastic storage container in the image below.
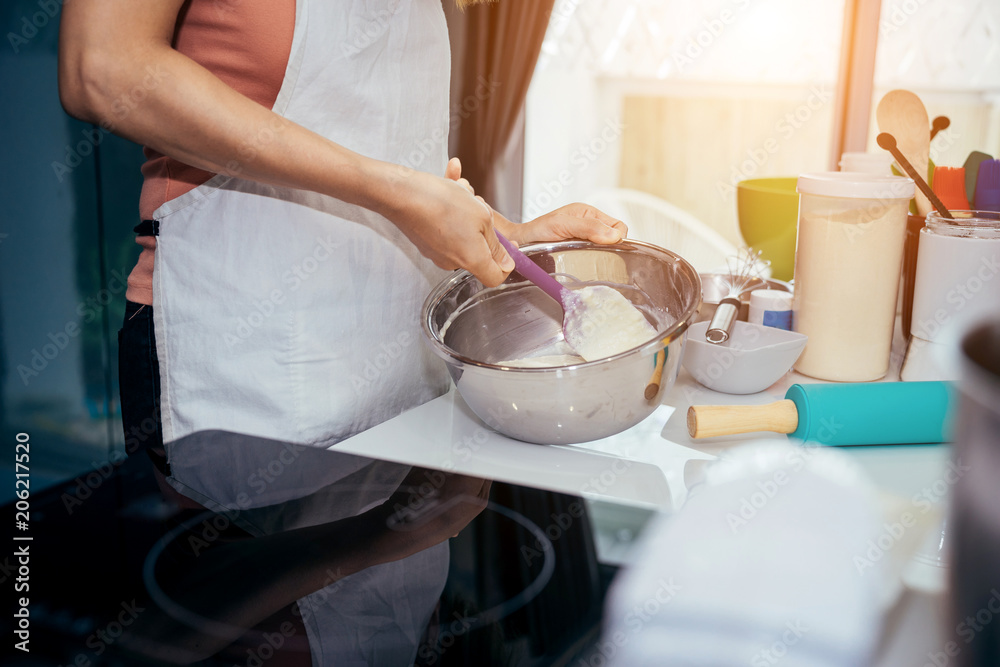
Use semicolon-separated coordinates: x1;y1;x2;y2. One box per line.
792;173;915;381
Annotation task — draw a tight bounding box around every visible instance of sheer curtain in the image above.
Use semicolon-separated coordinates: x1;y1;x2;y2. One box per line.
445;0;557;220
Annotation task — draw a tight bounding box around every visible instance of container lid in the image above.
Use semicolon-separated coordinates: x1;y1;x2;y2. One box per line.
838;152;894;175
797;172;915;200
750;289;793;309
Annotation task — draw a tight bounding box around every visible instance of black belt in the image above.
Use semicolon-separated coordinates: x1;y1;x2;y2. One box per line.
133;219;160;237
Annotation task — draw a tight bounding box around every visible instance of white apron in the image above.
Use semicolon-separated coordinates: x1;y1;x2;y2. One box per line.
149;1;454;663
152;0;451;449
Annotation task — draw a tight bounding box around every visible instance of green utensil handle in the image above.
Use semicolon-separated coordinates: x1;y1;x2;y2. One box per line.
785;381;956;446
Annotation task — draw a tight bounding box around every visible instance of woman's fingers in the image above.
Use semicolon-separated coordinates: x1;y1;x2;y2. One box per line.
444;156;462;181
472;198;514;287
386;173;514;286
445;158;475;195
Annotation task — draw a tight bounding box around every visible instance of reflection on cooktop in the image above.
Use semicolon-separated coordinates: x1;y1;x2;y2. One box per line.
5;431;618;666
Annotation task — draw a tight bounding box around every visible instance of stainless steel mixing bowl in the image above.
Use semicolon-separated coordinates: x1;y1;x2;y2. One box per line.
421;240;701;444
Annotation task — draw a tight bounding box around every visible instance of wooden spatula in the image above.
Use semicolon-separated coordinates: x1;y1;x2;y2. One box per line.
877;90;931;215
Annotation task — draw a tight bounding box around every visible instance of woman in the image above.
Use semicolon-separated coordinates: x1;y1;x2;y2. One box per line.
59;0;625;457
60;2;626;662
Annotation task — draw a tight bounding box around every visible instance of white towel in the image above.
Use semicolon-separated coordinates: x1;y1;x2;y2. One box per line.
601;440;888;667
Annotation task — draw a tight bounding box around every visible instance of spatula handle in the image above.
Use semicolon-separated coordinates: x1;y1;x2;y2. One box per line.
687;400;799;439
495;231;570;305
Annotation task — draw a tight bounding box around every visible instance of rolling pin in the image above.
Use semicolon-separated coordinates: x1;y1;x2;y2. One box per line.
687;381;955;445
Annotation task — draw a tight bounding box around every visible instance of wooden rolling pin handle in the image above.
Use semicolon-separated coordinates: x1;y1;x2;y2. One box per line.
687;400;799;439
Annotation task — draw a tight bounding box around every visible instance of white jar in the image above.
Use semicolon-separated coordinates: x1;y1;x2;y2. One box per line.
910;211;1000;344
792;173;915;381
748;289;793;330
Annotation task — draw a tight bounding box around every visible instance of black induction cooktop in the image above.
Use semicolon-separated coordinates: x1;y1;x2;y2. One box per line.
2;430;637;666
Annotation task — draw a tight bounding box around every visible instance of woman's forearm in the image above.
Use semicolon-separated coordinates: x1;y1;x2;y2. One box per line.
57;0;400;215
58;0;512;283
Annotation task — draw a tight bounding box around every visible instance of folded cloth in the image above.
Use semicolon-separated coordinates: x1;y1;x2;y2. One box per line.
602;440;887;667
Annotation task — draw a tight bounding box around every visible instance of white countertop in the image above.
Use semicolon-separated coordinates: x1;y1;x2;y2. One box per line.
333;321;954;666
334;322;950;511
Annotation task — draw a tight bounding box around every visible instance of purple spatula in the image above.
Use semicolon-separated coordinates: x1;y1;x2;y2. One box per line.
494;231;655;362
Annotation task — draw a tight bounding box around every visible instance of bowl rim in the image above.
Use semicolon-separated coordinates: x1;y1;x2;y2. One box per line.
420;239;702;372
685;320;808;353
735;177;799;195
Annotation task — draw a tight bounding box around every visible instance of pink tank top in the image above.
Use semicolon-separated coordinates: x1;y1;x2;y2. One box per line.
128;0;295;305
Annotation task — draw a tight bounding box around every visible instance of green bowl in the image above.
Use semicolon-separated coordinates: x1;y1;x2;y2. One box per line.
736;177;799;281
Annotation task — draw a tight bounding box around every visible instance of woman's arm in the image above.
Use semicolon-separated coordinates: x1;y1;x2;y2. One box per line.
58;0;514;285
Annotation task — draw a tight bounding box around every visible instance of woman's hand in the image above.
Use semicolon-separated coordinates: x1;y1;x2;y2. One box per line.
444;157;626;250
494;203;628;247
374;165;515;287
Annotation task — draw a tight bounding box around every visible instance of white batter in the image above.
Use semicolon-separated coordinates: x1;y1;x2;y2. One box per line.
564;285;658;362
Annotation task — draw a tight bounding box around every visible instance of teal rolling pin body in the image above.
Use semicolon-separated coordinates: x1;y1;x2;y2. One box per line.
785;381;956;446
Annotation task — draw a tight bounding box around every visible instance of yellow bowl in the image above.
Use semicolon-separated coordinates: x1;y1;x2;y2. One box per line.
736;177;799;281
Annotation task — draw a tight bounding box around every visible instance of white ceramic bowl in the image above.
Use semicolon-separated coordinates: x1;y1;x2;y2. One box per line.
682;321;807;394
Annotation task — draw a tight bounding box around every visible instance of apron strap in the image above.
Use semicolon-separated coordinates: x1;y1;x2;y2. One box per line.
133;219;160;237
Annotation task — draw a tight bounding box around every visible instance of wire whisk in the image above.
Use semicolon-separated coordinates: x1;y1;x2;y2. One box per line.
706;248;771;344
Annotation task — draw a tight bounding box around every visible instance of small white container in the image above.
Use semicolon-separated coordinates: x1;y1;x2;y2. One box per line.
792;172;915;381
748;289;793;330
839;152;894;175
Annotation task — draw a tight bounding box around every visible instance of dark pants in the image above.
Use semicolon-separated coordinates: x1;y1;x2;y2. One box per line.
118;299;168;474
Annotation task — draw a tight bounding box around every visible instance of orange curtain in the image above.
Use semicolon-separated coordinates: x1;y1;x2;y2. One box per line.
445;0;556;219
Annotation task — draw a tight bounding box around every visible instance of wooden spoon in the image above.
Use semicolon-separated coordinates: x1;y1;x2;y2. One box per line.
877;90;931;215
929;116;950;141
876;133;952;219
